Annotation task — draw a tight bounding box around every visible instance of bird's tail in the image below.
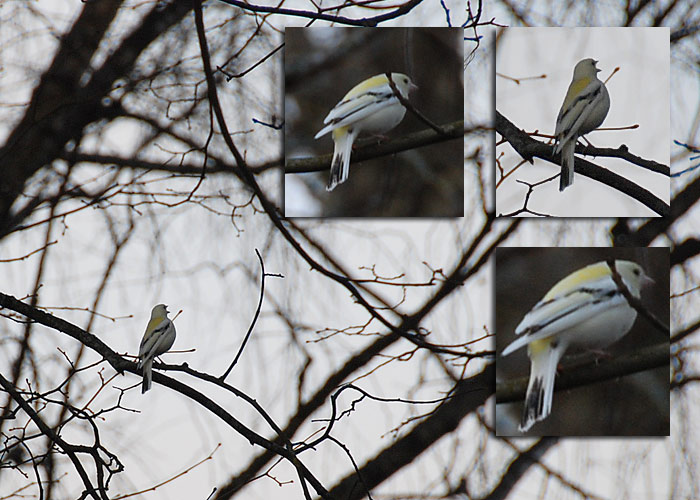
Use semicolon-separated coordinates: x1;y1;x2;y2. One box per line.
559;140;576;191
519;342;565;432
141;358;153;394
326;129;356;191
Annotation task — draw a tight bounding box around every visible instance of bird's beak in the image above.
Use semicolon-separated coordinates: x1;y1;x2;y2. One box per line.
409;82;419;93
641;274;655;288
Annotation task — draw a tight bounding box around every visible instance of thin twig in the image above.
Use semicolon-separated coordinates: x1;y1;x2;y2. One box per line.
606;259;669;335
221;249;283;381
385;72;448;136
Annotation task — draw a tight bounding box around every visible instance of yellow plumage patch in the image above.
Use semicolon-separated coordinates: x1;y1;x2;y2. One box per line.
145;316;163;335
562;76;592;109
343;74;390;99
543;261;611;301
528;338;550;355
332;126;349;140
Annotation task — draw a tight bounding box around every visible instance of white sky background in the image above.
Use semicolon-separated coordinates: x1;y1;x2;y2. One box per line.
1;208;485;499
0;2;480;500
2;1;700;500
495;27;671;217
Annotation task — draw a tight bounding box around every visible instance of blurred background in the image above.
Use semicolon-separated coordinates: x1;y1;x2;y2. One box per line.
495;247;670;436
285;27;464;217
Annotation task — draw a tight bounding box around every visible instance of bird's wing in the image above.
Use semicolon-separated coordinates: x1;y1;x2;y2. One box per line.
139;318;170;357
315;83;399;139
501;285;625;356
554;79;606;147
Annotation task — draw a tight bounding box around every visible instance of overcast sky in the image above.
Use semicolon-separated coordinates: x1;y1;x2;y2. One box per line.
495;27;671;217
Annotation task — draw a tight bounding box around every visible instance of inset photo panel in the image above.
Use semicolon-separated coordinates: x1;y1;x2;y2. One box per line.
495;27;670;217
284;27;464;217
495;247;670;436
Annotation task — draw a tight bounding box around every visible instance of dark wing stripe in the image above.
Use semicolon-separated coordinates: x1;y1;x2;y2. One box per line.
557;85;603;137
327;91;397;126
521;287;622;336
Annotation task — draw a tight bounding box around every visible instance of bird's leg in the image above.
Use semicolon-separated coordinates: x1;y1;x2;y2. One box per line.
576;136;603;160
579;135;599;149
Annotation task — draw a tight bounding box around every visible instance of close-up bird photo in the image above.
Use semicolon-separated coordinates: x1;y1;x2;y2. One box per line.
495;27;671;217
2;2;700;500
495;247;670;436
284;27;464;217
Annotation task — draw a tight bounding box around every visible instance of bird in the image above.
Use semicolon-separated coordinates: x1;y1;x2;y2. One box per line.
137;304;176;393
314;73;418;191
553;58;610;191
501;260;653;432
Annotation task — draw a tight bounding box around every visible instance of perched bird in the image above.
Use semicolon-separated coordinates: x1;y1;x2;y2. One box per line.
315;73;417;191
137;304;176;394
501;260;653;432
553;58;610;191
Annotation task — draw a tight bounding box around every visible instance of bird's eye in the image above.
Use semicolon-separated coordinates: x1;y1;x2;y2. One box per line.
633;269;640;275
